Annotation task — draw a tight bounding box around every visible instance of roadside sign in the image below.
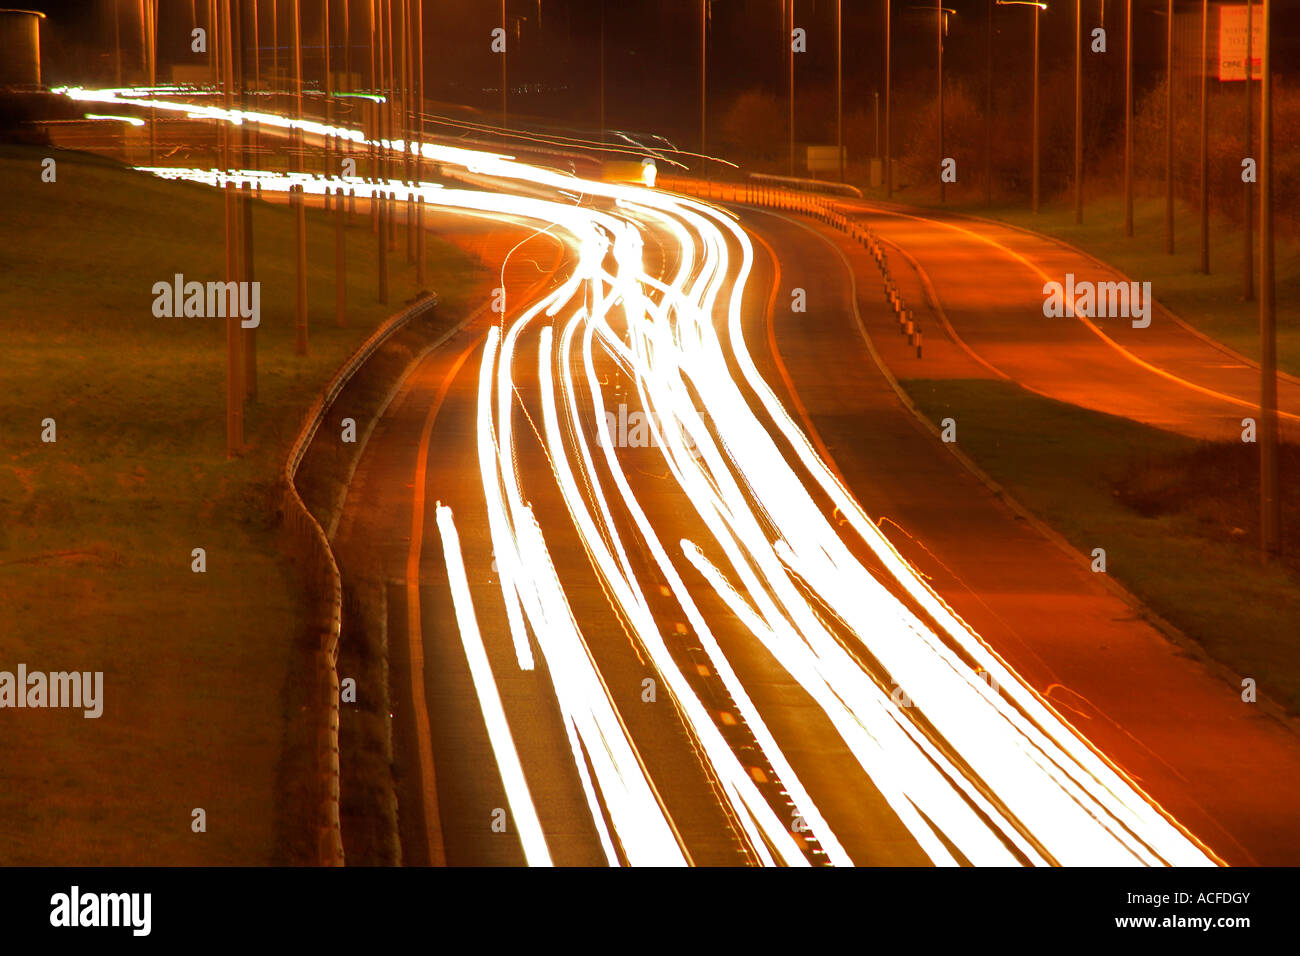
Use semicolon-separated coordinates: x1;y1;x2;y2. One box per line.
1218;3;1262;81
805;145;845;174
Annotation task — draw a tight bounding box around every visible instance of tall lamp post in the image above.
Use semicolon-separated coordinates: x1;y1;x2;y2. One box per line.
914;5;956;203
938;5;946;203
1244;0;1254;300
985;0;993;205
837;0;844;182
501;0;508;129
1259;0;1279;557
1198;0;1209;273
1164;0;1174;253
1124;0;1133;236
599;0;605;144
1073;0;1082;223
700;0;707;155
885;0;892;197
788;0;795;176
997;2;1045;213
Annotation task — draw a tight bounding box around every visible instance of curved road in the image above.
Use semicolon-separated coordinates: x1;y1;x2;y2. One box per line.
62;85;1298;866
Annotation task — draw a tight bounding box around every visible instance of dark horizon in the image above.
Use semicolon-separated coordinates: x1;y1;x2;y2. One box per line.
28;1;1300;145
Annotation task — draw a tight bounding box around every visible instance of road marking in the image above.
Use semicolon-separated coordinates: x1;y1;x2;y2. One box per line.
858;204;1299;424
405;334;483;867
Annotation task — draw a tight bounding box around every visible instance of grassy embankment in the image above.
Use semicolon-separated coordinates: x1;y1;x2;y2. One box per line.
0;144;480;864
904;379;1300;714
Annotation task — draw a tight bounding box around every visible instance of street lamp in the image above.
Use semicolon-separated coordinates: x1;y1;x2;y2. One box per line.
1259;0;1279;557
1198;0;1210;273
787;0;794;176
1124;0;1133;236
985;0;993;205
885;0;892;197
701;0;707;155
1244;0;1254;300
1074;0;1082;223
501;0;508;129
912;5;957;203
1164;0;1173;254
599;0;605;144
996;2;1046;214
836;0;843;182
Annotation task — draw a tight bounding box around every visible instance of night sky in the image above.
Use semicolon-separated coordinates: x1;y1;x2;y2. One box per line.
27;1;1300;146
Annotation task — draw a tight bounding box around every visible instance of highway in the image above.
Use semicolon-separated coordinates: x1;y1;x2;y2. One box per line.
53;85;1299;867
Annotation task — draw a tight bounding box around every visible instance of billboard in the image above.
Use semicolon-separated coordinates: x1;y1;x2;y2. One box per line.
1218;3;1263;81
805;145;845;174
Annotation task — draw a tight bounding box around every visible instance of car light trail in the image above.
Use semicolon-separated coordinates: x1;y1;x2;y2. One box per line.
65;85;1223;867
83;113;145;126
480;326;690;867
435;504;552;867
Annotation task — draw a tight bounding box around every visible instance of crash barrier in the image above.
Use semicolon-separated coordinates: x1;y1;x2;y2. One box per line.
282;292;438;866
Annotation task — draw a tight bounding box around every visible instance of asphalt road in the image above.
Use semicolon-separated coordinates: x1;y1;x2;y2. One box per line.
332;173;1260;866
828;199;1299;442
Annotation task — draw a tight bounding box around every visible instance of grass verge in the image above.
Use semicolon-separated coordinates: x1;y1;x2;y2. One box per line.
903;378;1300;715
0;144;480;863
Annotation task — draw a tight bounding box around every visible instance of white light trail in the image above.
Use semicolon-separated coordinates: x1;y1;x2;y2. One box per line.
435;504;552;867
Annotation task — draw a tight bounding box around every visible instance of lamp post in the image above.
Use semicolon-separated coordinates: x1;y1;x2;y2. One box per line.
985;0;993;205
1164;0;1173;253
938;4;945;203
221;0;244;455
501;0;508;129
701;0;707;155
1198;0;1209;273
1124;0;1133;236
788;0;795;176
915;5;956;203
1259;0;1279;557
599;0;605;144
1243;0;1254;300
1074;0;1082;224
417;0;424;182
837;0;843;182
323;0;332;172
291;0;302;167
997;2;1045;214
885;0;892;197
